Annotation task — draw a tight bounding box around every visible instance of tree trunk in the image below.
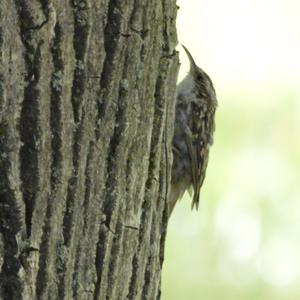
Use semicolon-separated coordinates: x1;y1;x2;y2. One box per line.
0;1;179;299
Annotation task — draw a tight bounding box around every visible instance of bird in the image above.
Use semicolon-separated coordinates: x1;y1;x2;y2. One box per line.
168;45;217;216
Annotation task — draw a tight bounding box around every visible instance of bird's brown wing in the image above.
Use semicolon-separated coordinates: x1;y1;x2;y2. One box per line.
186;118;210;210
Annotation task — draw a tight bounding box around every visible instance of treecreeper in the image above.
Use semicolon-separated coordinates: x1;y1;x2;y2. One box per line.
169;45;217;216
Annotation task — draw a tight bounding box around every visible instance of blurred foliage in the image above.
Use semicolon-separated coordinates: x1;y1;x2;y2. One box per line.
162;1;300;298
162;89;300;299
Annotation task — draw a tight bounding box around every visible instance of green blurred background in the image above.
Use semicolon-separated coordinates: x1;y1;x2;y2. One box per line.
162;0;300;299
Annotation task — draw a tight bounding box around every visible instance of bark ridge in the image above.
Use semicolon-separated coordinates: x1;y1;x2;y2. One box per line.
0;0;179;299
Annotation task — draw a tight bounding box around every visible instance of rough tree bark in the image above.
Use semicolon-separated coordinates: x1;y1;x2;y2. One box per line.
0;0;179;299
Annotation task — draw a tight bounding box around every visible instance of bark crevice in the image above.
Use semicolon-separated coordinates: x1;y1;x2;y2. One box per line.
0;0;179;299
